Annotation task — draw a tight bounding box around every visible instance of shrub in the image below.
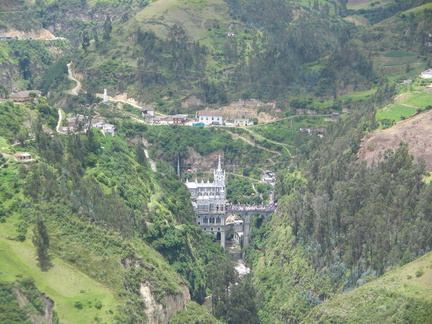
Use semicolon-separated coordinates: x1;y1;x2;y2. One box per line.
74;301;83;309
95;300;103;309
415;269;424;277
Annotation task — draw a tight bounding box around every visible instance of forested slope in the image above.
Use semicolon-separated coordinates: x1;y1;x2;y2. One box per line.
304;251;432;323
0;100;229;323
247;86;432;323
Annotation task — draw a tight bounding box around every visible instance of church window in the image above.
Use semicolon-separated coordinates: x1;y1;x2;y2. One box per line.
198;222;201;225
203;217;208;223
216;217;221;223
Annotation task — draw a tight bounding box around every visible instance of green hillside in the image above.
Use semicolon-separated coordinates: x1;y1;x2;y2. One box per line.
1;0;432;323
304;251;432;323
0;99;228;322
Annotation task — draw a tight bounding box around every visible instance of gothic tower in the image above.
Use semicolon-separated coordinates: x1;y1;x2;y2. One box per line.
185;156;227;248
214;155;226;188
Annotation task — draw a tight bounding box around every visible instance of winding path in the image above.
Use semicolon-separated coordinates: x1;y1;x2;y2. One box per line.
56;109;67;134
67;62;81;95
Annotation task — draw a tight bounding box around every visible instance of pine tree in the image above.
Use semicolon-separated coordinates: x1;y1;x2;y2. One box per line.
103;16;112;41
32;217;50;269
82;30;90;52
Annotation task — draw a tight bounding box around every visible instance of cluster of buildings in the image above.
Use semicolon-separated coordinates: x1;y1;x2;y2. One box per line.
59;114;115;136
142;108;253;127
185;157;276;248
262;170;276;184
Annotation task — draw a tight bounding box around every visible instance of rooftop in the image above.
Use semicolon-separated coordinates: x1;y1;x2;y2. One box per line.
9;90;41;98
199;111;223;117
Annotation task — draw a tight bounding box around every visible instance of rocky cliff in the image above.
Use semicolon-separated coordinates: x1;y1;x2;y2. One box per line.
140;283;191;324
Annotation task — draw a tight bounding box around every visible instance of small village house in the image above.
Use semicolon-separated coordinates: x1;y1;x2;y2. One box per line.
9;90;41;103
172;114;188;124
420;69;432;79
198;111;224;125
234;118;250;126
331;112;340;121
142;107;155;118
14;153;32;161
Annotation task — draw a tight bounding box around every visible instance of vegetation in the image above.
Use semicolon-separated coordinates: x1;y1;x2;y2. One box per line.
1;0;432;323
247;86;432;323
304;252;432;323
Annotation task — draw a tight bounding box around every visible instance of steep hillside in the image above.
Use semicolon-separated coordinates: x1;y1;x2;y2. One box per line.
0;99;228;322
304;251;432;323
247;88;432;323
0;39;71;92
353;2;432;78
358;106;432;170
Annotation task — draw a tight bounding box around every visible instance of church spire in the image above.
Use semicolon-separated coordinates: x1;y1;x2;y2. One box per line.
214;155;225;188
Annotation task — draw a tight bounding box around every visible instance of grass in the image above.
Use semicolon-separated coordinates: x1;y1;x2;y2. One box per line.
376;104;418;122
405;2;432;13
0;216;118;324
0;136;9;149
423;172;432;184
304;251;432;323
252;115;329;146
122;0;231;42
347;0;393;10
384;50;416;58
404;92;432;108
338;88;377;101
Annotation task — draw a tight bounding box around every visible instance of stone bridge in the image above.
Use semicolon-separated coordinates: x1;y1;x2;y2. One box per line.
226;204;276;247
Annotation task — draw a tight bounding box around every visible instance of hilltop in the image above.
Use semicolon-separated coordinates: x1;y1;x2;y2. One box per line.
304;251;432;323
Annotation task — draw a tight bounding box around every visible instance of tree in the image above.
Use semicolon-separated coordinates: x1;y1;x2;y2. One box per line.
82;30;90;52
32;217;50;269
136;142;147;166
103;16;112;41
210;257;238;320
226;276;259;324
92;27;99;50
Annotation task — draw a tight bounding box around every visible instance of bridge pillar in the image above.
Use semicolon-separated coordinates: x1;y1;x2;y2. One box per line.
220;228;226;249
243;215;251;247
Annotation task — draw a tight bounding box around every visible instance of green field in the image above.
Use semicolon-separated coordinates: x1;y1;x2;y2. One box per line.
376;104;418;122
384;50;416;58
347;0;392;10
122;0;232;43
404;92;432;108
0;218;118;324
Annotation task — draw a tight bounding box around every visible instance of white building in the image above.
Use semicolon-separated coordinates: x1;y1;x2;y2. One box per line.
420;69;432;79
185;156;227;247
142;107;155;118
198;111;224;125
233;118;250;126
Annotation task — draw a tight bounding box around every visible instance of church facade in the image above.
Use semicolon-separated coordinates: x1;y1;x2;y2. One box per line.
185;157;227;247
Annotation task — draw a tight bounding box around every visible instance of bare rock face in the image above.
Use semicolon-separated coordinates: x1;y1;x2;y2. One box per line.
1;28;57;40
181;95;205;109
183;148;224;172
357;110;432;171
140;284;191;324
217;99;282;123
